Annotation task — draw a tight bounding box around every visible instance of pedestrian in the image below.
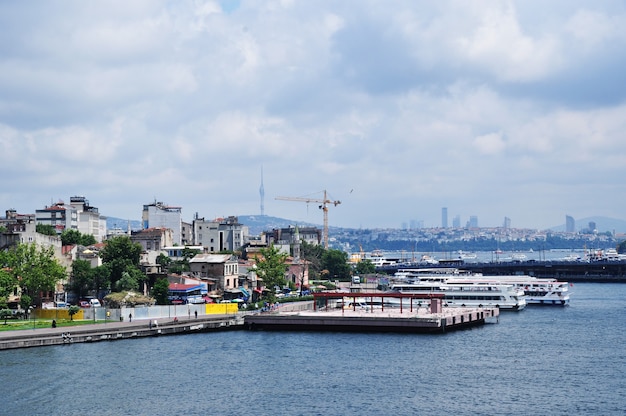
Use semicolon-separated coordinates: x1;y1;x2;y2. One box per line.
128;313;132;322
194;310;198;319
51;319;56;328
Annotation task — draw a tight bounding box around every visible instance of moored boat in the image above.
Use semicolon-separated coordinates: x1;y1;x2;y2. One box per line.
388;281;526;311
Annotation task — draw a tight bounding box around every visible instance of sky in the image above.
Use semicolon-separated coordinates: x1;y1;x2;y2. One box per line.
1;0;626;231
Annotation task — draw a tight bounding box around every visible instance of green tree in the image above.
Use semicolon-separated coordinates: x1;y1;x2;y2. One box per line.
1;309;12;324
68;259;93;300
36;223;57;236
255;244;289;293
99;236;142;291
0;268;17;300
61;229;96;246
151;277;170;305
301;241;325;280
617;240;626;254
2;244;66;305
116;270;140;292
321;249;352;281
355;259;376;275
68;305;80;321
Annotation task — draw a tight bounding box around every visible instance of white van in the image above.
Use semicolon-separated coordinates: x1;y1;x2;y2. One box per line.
352;276;360;284
89;299;101;308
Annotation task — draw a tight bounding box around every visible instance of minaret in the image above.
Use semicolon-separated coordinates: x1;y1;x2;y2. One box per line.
259;166;265;216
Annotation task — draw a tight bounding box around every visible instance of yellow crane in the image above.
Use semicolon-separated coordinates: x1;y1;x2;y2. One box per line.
275;190;341;249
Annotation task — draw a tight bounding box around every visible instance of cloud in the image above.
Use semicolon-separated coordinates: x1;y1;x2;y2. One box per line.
1;1;625;230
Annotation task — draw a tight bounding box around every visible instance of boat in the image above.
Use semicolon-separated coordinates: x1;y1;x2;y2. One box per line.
388;281;526;311
393;268;571;306
446;275;571;306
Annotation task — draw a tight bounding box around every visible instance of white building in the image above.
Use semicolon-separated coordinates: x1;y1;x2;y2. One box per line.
142;201;183;245
193;216;248;252
70;196;107;242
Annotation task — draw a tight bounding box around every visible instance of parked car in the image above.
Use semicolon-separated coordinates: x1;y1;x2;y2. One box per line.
79;301;90;308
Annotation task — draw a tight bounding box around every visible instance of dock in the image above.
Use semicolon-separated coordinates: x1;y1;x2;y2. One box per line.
0;314;244;350
245;294;499;333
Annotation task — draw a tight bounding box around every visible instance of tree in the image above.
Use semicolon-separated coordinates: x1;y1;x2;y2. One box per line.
2;243;66;305
116;270;140;292
36;224;56;236
69;259;93;300
0;268;17;300
1;309;12;324
301;241;324;280
255;244;289;293
68;305;80;321
151;277;170;305
321;249;352;281
618;240;626;254
355;259;376;275
99;236;142;291
61;229;96;246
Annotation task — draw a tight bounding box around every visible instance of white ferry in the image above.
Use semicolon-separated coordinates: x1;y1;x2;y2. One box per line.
445;275;571;306
394;268;570;306
388;281;526;311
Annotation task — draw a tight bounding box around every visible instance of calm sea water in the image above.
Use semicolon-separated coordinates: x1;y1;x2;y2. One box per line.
2;283;625;415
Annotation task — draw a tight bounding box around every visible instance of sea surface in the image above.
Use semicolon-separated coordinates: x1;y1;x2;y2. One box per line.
2;283;625;415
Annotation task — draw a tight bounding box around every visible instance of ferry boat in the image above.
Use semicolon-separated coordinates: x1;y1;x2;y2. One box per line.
446;275;571;306
388;281;526;311
394;268;570;306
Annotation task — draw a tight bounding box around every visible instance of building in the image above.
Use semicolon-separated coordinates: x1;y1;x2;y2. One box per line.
35;201;78;234
566;215;575;233
131;227;174;267
441;207;448;228
142;201;183;245
193;216;248;252
70;196;107;242
467;215;479;228
503;217;511;229
189;253;239;291
452;215;461;229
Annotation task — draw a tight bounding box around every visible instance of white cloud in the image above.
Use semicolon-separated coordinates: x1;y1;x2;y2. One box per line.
1;1;625;230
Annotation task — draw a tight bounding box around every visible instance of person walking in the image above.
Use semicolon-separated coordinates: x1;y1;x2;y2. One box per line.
128;313;132;322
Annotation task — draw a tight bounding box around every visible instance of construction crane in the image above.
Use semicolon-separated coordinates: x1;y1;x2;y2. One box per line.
275;190;341;249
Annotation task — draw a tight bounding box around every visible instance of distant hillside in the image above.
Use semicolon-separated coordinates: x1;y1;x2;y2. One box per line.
551;216;626;234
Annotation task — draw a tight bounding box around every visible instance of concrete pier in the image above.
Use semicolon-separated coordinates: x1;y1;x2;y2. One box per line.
245;305;499;333
0;315;244;351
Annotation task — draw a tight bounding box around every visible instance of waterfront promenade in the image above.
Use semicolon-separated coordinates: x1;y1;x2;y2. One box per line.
0;314;245;350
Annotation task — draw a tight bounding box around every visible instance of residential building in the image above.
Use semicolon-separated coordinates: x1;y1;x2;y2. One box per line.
142;201;183;245
35;201;78;234
69;196;107;242
189;253;239;291
131;227;174;266
193;216;248;252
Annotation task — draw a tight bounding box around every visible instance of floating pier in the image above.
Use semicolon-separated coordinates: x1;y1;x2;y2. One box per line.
245;293;499;333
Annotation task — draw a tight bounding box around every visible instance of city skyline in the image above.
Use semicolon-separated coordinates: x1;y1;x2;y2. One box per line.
1;2;625;230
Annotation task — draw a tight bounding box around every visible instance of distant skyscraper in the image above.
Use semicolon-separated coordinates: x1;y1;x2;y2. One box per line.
452;215;461;228
588;221;596;232
441;207;448;228
503;216;511;229
467;215;478;228
259;166;265;216
565;215;575;233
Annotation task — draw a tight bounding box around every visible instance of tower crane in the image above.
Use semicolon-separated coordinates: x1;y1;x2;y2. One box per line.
275;190;341;249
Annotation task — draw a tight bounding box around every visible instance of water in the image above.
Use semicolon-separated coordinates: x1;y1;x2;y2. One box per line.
2;283;625;415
